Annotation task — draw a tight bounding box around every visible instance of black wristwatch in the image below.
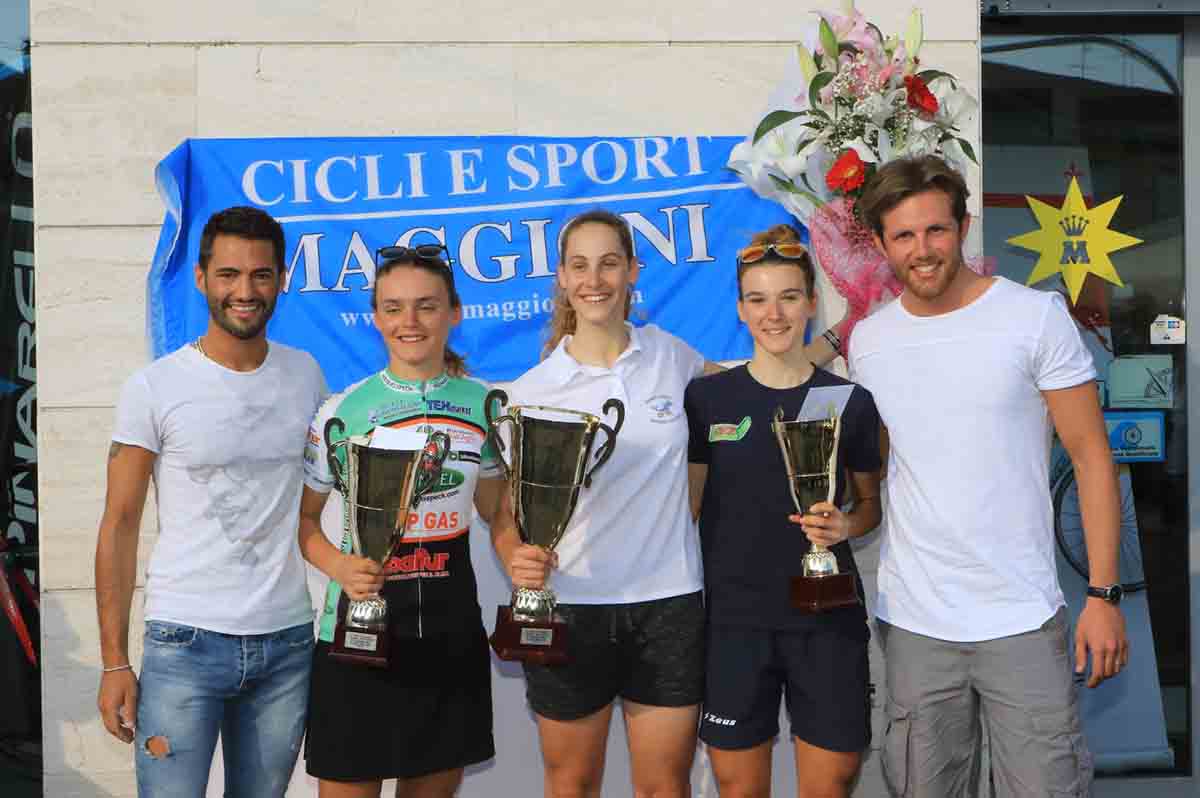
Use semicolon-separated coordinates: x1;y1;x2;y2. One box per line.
1086;584;1124;605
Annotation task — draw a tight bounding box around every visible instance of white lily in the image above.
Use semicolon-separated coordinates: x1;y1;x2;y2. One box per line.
727;140;784;201
846;139;879;164
938;87;979;130
940;137;970;177
855;93;893;126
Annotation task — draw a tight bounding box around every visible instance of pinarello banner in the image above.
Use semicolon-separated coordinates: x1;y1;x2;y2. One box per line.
150;136;794;389
0;45;39;743
0;55;34;564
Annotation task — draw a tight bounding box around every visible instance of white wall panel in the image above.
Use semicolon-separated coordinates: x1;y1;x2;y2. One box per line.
32;0;977;44
31;45;196;227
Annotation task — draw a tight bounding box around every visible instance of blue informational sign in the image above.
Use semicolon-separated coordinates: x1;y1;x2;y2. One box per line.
1104;410;1165;462
151;137;795;389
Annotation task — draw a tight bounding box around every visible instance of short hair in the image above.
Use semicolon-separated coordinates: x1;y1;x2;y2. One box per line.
198;206;287;273
857;155;969;238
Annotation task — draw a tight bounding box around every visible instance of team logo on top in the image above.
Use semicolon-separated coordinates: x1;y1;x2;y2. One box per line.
709;417;751;442
645;394;681;423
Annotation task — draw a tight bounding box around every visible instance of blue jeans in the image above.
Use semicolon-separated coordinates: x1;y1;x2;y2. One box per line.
135;620;313;797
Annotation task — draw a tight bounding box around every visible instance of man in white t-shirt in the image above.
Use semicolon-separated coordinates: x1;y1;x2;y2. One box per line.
848;155;1128;798
94;207;327;797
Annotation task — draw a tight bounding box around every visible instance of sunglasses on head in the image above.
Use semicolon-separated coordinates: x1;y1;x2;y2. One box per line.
736;242;809;266
376;244;453;267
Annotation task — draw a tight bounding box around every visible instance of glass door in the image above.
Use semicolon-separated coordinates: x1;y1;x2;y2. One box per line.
982;15;1194;794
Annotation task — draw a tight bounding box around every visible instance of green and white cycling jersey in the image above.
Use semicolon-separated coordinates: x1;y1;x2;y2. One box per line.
304;369;502;642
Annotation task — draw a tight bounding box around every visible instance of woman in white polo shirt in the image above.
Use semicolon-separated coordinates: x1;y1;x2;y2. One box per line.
491;209;713;798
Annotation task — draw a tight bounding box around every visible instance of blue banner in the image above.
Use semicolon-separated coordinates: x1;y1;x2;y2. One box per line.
151;136;795;389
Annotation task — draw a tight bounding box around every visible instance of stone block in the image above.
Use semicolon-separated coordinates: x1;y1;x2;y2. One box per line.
31;44;195;227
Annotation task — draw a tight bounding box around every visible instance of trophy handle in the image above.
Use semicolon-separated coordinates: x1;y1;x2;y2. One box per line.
584;399;625;487
324;417;349;495
484;389;516;481
484;388;508;428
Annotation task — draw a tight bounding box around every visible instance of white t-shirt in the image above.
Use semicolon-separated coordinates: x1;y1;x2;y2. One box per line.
506;323;705;604
112;342;328;635
849;278;1096;642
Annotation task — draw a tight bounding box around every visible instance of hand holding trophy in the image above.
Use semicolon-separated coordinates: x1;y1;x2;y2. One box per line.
773;406;860;612
485;389;624;664
323;418;451;667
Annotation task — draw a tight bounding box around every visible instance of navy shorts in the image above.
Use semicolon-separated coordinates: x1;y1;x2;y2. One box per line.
700;621;872;753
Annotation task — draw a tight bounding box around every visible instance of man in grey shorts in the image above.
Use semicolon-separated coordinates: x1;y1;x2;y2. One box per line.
848;155;1129;797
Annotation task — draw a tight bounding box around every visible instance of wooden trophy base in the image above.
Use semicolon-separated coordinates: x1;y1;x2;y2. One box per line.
330;623;390;668
791;572;860;613
489;606;569;665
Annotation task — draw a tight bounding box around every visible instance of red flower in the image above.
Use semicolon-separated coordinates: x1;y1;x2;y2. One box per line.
904;75;939;115
826;150;867;193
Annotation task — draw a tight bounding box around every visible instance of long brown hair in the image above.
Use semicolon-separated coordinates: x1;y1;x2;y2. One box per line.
543;209;635;357
736;224;816;297
371;254;467;377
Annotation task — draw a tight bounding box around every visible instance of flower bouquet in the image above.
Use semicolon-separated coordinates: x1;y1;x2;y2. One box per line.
728;0;988;350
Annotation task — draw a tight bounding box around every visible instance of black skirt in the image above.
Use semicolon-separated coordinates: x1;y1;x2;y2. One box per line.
304;625;495;782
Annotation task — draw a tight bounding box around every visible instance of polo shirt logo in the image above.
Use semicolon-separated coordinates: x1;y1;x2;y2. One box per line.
646;394;681;423
709;417;751;442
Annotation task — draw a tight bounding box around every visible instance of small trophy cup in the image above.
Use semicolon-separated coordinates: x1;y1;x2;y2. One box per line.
324;418;450;667
485;389;623;664
773;406;860;613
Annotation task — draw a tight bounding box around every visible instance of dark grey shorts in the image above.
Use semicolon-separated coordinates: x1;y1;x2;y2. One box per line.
522;592;705;721
878;608;1093;798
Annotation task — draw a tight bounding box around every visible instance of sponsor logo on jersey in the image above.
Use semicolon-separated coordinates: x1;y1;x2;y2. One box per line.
646;394;682;423
367;399;424;425
414;423;479;447
401;510;462;532
426;398;471;415
427;467;466;494
709;417;751;442
384;546;450;576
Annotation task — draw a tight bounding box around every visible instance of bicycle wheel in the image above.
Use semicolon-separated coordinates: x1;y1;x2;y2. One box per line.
1052;468;1147;593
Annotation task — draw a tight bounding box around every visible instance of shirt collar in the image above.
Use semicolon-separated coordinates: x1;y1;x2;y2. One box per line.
544;323;644;387
380;369;450;394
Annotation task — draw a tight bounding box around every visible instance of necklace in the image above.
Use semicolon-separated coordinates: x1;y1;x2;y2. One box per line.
192;337;211;361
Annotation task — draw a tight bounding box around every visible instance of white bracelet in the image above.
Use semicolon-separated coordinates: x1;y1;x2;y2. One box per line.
102;664;133;674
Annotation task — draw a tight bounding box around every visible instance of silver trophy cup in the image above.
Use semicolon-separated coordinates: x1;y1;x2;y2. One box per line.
485;389;623;662
773;406;842;577
324;418;450;665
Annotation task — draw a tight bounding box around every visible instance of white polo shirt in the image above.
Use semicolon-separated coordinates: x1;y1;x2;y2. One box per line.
506;323;705;604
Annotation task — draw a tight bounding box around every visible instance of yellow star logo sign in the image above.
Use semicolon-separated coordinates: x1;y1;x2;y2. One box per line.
1006;177;1142;304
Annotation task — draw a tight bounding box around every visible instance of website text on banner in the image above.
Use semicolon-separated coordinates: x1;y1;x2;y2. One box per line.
151;136;796;388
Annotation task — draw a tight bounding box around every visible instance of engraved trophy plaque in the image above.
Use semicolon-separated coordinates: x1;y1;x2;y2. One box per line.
484;389;624;664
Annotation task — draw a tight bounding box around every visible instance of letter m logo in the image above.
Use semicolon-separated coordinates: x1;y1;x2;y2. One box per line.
1060;239;1090;265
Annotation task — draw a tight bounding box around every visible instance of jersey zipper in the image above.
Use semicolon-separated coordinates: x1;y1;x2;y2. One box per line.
416;378;428;639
